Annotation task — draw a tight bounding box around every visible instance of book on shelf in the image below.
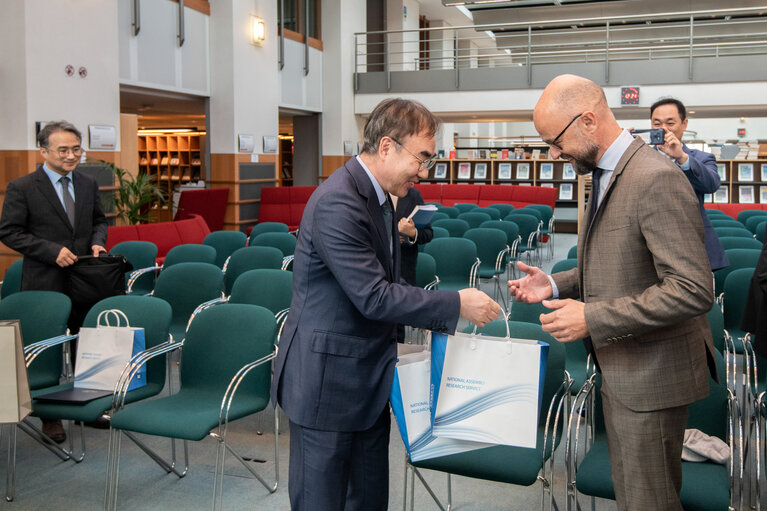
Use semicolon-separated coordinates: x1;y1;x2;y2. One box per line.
501;149;509;159
407;205;439;228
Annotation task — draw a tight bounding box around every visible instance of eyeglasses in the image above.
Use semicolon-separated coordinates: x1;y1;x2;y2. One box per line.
390;137;436;170
550;113;583;149
49;146;83;157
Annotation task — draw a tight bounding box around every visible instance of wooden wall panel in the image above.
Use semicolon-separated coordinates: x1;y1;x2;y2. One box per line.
322;155;347;177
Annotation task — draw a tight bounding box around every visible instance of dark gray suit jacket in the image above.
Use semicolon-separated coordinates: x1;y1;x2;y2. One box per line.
0;166;108;293
272;157;460;432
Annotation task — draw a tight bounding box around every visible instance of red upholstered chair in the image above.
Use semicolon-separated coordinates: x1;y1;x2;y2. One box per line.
288;186;316;231
414;184;443;204
173;188;229;231
173;215;210;246
138;223;183;262
441;184;480;206
477;185;512;207
106;225;140;251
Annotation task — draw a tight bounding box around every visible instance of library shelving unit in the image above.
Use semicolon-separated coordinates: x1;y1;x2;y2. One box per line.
138;132;205;199
703;160;767;205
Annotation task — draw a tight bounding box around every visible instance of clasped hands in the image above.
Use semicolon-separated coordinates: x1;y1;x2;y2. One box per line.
507;261;589;343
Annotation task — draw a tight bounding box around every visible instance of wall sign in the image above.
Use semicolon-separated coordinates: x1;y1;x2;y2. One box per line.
88;125;116;150
620;86;640;105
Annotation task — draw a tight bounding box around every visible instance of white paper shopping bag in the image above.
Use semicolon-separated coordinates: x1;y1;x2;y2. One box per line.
430;331;549;449
0;321;31;423
390;344;489;462
74;309;146;392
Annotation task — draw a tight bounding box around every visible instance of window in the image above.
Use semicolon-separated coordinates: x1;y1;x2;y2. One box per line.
278;0;321;41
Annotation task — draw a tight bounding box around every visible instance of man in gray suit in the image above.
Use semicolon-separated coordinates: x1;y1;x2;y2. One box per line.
0;120;108;442
509;75;715;510
272;98;500;510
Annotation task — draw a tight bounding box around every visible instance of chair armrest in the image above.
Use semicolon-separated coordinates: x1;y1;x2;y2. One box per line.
187;296;229;333
565;373;600;488
217;350;277;435
281;255;294;271
289;228;299;236
127;266;162;293
424;276;440;291
494;246;511;273
726;387;743;507
24;334;78;367
541;374;574;475
110;340;182;412
742;334;757;400
723;329;738;393
469;258;480;288
548;217;555;233
222;255;232;273
275;308;290;345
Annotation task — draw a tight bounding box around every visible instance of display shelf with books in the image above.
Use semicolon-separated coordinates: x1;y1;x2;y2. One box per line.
138;132;205;199
729;159;766;205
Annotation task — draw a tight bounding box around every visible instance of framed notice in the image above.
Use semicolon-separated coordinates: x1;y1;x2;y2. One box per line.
704;193;713;203
540;163;553;180
516;163;530;180
740;185;755;204
497;163;512;180
713;186;728;204
761;164;767;182
760;186;767;204
541;183;555;188
433;162;447;179
738;163;754;182
474;163;487;179
559;183;573;200
716;163;727;181
457;162;471;180
562;163;576;180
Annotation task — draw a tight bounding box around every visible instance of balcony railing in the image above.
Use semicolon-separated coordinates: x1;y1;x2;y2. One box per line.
353;5;767;91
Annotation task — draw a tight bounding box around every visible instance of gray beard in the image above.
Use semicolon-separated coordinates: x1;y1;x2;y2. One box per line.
572;141;600;175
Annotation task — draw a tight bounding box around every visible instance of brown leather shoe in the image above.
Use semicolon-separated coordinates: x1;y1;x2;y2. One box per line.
42;419;66;444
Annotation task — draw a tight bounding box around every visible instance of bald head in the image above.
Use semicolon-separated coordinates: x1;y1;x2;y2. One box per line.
533;74;622;170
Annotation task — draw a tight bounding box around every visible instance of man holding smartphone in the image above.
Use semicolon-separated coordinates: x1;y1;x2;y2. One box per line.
650;98;728;271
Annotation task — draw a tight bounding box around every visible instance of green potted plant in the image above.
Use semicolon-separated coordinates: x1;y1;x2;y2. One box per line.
101;161;165;225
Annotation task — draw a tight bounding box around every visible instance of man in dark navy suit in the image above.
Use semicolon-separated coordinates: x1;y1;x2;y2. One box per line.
272;98;500;510
650;98;728;270
0;120;108;443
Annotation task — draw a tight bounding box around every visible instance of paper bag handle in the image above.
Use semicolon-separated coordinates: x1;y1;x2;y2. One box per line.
470;309;513;353
96;309;130;328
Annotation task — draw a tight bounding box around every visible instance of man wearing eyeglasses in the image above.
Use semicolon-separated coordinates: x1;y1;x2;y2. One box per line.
509;75;716;510
0;121;107;442
273;98;501;510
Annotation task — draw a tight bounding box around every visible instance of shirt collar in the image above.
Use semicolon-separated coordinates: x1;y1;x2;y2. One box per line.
596;129;635;171
356;155;387;206
42;162;71;185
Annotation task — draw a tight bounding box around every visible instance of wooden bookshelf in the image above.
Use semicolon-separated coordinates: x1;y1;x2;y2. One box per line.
138;132;205;201
704;159;767;205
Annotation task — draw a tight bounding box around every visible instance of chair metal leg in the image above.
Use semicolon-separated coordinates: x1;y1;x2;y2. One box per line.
122;430;189;477
17;419;75;462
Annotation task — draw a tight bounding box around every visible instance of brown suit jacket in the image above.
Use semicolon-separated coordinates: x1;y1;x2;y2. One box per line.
552;137;715;412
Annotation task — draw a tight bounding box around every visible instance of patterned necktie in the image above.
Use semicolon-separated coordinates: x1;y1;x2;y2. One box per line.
59;176;76;226
381;199;393;257
588;168;604;226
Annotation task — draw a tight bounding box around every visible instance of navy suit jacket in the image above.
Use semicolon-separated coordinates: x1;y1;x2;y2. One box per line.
272;157;460;431
0;166;108;293
741;227;767;358
680;144;729;270
394;188;433;286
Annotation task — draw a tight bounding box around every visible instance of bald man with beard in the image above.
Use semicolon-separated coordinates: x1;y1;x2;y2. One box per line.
508;75;717;510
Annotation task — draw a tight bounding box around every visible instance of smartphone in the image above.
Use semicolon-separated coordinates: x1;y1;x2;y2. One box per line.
631;129;665;145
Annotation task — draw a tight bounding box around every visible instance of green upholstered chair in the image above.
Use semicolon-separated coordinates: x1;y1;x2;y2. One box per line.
504;213;541;266
568;352;738;511
714;249;760;305
714;227;755;239
247;222;289;245
229;269;292;340
111;241;158;295
203;230;247;268
474;207;501;220
424;238;480;292
723;268;756;362
457;211;493;229
705;209;729;218
453;203;478;213
743;337;766;510
429;211;450;223
432;218;470;238
737;209;767;225
756;221;767;243
436;206;460;219
745;214;767;234
26;295;172;464
488;203;515;218
151;262;224;343
127;243;217;293
551;258;577;274
463;228;510;307
415;252;438;290
718;236;763;251
1;291;72;501
222;246;284;295
406;319;570;510
526;204;556;260
710;219;746;229
480;220;521;281
431;226;449;239
567;245;578;260
249;232;296;270
1;259;24;299
105;304;278;511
